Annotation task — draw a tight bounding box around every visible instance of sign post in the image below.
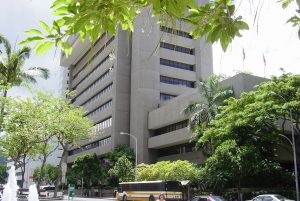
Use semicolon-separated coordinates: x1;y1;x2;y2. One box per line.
68;184;76;200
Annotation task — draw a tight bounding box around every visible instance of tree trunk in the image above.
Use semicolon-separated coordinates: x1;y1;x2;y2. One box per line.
0;89;8;128
54;149;66;197
37;155;47;189
20;155;27;189
237;178;242;201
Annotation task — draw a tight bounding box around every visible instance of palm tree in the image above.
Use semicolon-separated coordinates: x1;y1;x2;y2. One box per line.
0;34;49;121
183;75;234;132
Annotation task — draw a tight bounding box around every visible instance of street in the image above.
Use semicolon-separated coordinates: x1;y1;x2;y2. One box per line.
62;196;116;201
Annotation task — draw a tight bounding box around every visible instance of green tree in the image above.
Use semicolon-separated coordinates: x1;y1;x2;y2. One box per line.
0;163;7;183
33;91;94;196
0;34;49;125
184;75;233;131
21;0;299;55
33;164;59;185
196;74;300;198
0;95;47;188
66;167;80;185
0;90;94;190
136;160;199;182
108;155;135;182
72;154;102;188
106;144;135;167
183;75;233;153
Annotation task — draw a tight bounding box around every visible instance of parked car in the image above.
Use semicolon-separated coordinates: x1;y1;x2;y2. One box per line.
17;188;29;201
39;185;63;199
191;195;227;201
250;194;294;201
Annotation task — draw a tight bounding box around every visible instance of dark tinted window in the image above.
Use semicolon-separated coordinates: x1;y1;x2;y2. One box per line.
263;196;274;201
119;183;165;192
274;195;287;200
211;196;227;201
165;181;181;191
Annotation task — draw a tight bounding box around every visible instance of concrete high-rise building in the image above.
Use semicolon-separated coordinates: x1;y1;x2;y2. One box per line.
60;3;213;164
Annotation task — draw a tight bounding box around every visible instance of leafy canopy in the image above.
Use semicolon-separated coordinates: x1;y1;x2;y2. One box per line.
136;160;199;182
72;154;102;187
33;164;59;184
108;155;135;182
20;0;252;55
195;73;300;191
106;144;135;166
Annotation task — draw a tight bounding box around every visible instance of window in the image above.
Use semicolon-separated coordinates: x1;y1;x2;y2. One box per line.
71;67;113;102
158;143;195;157
160;42;194;55
72;33;106;75
160;26;193;39
160;93;176;101
81;83;113;107
94;117;112;133
73;55;113;90
160;58;194;71
86;100;113;118
68;136;111;156
72;36;114;80
154;120;188;136
160;76;194;88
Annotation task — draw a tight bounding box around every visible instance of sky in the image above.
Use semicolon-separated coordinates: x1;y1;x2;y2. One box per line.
0;0;299;98
0;0;63;97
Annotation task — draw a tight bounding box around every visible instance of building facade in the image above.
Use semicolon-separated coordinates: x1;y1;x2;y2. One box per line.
60;2;213;164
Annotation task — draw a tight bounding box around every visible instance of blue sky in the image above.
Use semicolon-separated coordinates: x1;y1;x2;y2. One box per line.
0;0;299;98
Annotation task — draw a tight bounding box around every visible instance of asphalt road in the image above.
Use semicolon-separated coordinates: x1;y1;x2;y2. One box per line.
62;196;116;201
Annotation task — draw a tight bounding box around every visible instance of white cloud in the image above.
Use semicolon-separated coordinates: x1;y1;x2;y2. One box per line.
0;0;65;98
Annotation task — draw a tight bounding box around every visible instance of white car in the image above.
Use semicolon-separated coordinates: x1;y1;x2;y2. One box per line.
251;194;294;201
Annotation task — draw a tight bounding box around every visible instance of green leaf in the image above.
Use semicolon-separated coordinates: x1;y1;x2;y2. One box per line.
19;36;44;45
189;8;200;14
59;41;72;57
53;21;61;35
51;0;66;9
54;6;69;16
56;18;66;26
151;0;161;14
39;21;51;34
79;31;86;41
235;20;249;30
35;41;55;55
24;29;43;35
220;31;230;51
73;15;90;32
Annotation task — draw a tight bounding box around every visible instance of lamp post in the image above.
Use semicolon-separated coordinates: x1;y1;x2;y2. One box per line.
120;132;138;180
271;92;299;201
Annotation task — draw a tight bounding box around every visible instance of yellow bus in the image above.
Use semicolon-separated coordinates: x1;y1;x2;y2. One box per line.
117;181;183;201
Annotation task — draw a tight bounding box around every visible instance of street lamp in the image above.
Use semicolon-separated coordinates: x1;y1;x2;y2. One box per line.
120;132;138;180
271;92;299;201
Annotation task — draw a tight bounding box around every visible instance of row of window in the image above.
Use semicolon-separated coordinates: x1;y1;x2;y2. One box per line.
160;76;194;88
154;119;188;136
95;117;112;133
81;83;113;107
86;99;113;118
160;58;194;71
73;53;112;90
72;33;106;74
160;42;194;55
73;36;114;80
160;26;193;39
68;136;111;156
160;93;176;101
158;142;195;157
72;67;113;102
